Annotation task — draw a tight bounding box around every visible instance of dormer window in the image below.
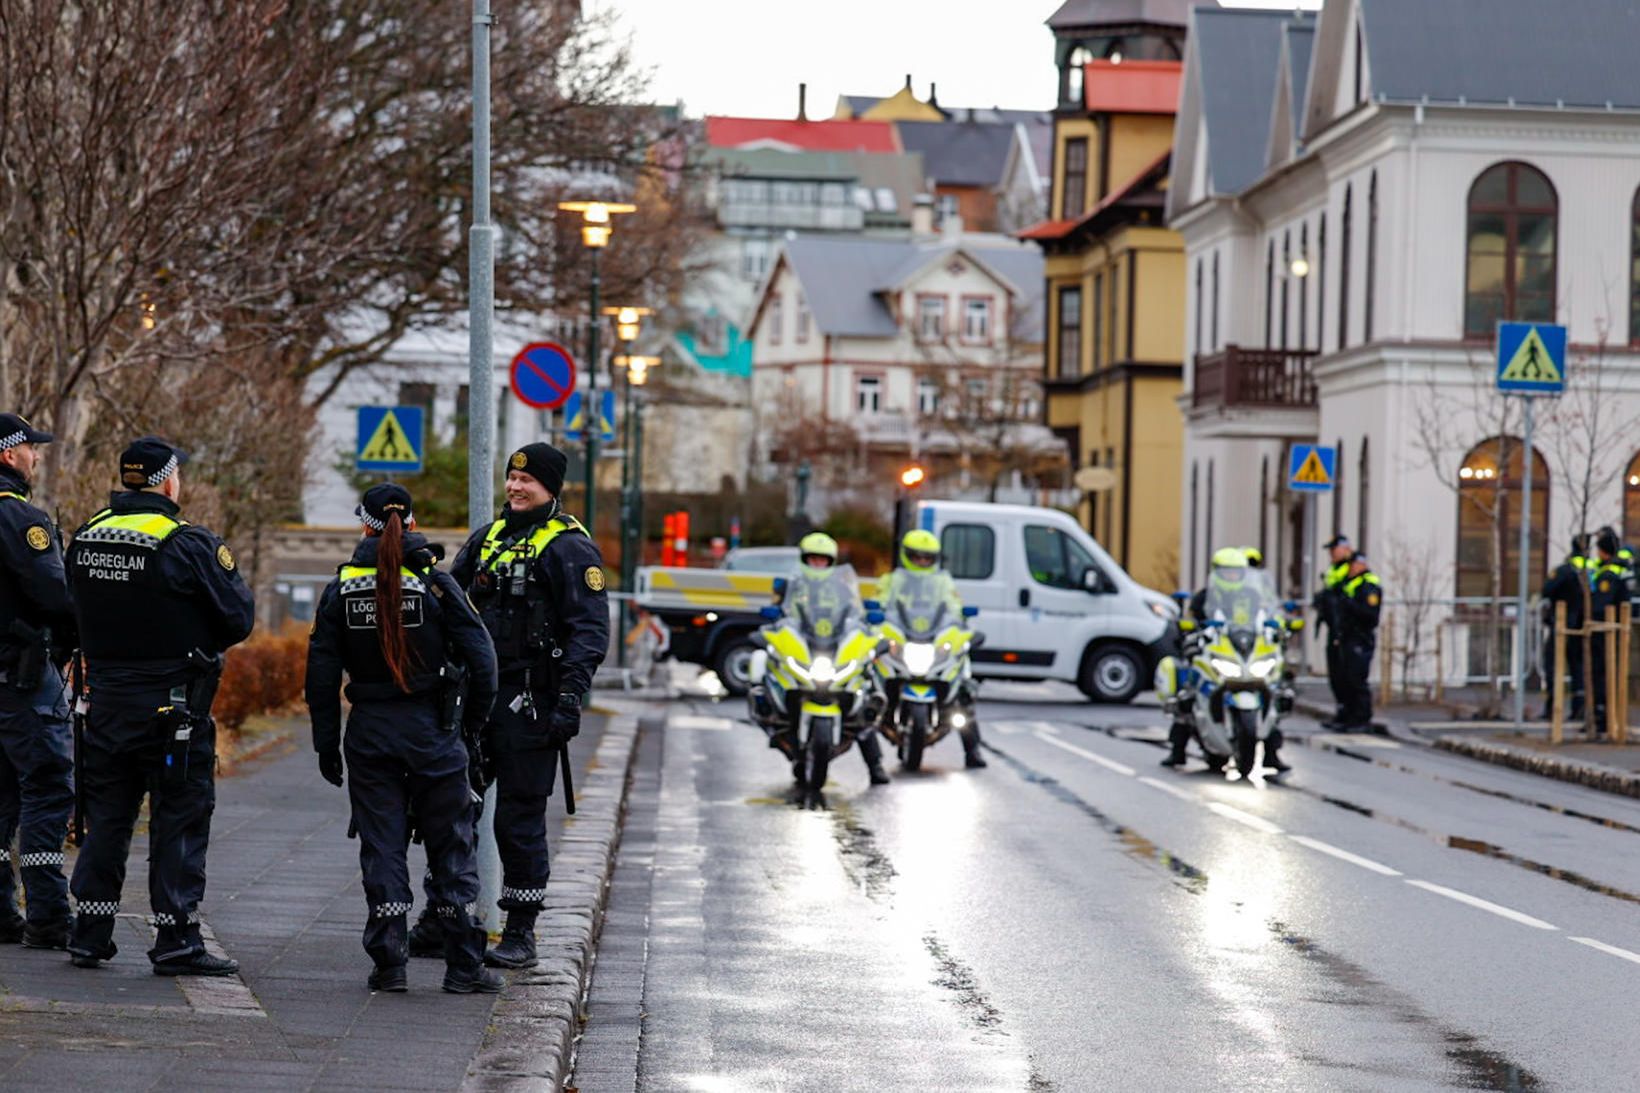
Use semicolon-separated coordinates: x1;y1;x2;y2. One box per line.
1064;46;1093;105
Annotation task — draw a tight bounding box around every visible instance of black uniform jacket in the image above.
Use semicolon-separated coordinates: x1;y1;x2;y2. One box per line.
0;465;77;661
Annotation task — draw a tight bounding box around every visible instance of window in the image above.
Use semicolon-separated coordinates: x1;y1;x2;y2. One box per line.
771;180;817;205
876;187;898;213
1024;524;1102;590
1298;223;1309;349
1211;253;1220;349
1264;241;1275;347
1624;452;1640;543
1280;231;1291;350
1062;137;1088;219
1357;437;1370;552
1091;274;1104;368
1190;462;1199;583
1332;436;1345;538
1457;437;1549;598
795;295;811;343
1365;172;1378;341
741;238;772;282
1064;47;1093;106
854;374;882;413
1057;286;1082;379
1317;214;1327;351
917;295;947;341
1632;189;1640;342
1465;162;1557;338
398;382;435;416
962;297;993;343
917;377;940;416
455;384;470;430
1339;186;1352;350
1194;260;1204;355
937;194;959;225
696;312;727;356
768;296;783;345
723;178;769;205
965;377;988;409
942;524;995;579
1205;461;1215;571
1107;257;1120;362
853;186;874;211
1258;456;1269;557
819;182;847;206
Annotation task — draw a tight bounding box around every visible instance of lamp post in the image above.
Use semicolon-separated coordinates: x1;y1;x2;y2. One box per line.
558;201;636;536
603;310;652;668
618;354;659;671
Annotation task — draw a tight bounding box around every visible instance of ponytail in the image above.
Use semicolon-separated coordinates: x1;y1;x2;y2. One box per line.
375;512;417;692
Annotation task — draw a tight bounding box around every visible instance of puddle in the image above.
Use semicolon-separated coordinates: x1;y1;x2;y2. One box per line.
827;800;898;905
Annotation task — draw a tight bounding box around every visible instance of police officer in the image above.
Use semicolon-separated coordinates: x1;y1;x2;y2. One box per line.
1313;534;1354;729
305;485;502;993
1242;546;1265;570
0;414;76;949
1540;534;1590;720
1334;551;1382;732
1589;529;1629;737
418;442;608;971
1596;525;1635;585
65;437;254;974
877;529;984;770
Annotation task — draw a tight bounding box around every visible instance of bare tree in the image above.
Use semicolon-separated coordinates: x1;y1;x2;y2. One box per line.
1385;533;1444;701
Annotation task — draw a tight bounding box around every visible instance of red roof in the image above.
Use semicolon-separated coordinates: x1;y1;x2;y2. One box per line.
1017;219;1080;240
705;116;899;154
1017;149;1171;242
1083;59;1182;115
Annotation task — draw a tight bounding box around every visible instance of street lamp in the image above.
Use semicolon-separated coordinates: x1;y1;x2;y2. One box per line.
613;349;660;668
1289;252;1311;279
559;200;637;538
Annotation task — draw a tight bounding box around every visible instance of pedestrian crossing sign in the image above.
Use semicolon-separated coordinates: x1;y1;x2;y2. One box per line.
1496;321;1566;395
563;390;616;444
1288;444;1336;493
356;406;425;474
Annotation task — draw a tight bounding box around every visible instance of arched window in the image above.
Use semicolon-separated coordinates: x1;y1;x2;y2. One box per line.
1624;452;1640;544
1332;436;1346;538
1211;252;1220;349
1317;214;1327;350
1280;231;1291;350
1631;188;1640;344
1259;455;1270;555
1206;460;1216;582
1465;162;1556;338
1357;437;1370;552
1365;172;1378;340
1194;259;1204;355
1264;241;1275;347
1190;462;1199;584
1298;222;1310;348
1338;186;1352;350
1457;437;1549;598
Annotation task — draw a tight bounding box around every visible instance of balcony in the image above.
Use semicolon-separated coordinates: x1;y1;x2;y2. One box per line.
1191;346;1318;410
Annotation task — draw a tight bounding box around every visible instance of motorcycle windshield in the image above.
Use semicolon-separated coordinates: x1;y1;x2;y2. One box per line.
784;567;860;652
1203;571;1280;635
886;571;953;641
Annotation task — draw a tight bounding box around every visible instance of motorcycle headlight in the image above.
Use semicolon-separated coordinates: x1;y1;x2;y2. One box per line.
1210;656;1245;679
1248;656;1280;680
784;655;812;685
809;656;837;685
904;643;936;676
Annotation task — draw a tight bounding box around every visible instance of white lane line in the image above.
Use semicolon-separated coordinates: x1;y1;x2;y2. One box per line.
1569;937;1640;966
1024;721;1062;736
669;715;735;731
1287;835;1403;876
1404;880;1557;930
1035;731;1136;776
1137;776;1197;802
1206;801;1284;835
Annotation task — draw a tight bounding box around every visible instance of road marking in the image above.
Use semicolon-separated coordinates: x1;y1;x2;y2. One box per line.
1404;880;1557;930
1206;802;1284;835
1318;733;1401;749
1035;731;1135;776
1137;776;1197;802
1287;835;1402;876
1025;721;1061;736
669;715;735;731
1569;937;1640;966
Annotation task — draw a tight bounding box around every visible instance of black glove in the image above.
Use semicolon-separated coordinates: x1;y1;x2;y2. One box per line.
546;699;581;749
318;748;344;787
462;732;487;797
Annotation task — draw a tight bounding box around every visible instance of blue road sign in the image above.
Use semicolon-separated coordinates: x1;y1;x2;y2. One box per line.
1496;321;1567;395
563;390;616;444
1288;444;1336;493
510;342;576;410
356;405;424;474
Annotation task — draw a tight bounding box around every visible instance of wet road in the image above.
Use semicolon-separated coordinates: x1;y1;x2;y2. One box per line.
578;681;1640;1091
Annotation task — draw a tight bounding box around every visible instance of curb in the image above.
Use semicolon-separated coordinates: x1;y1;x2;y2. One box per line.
462;710;649;1091
1431;735;1640;800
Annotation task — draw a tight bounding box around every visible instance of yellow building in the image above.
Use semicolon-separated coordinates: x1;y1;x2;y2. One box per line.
1022;2;1192;590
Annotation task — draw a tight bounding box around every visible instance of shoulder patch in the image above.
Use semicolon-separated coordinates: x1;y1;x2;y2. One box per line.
1367;592;1381;607
25;525;50;552
217;544;236;571
584;566;606;592
1600;580;1611;593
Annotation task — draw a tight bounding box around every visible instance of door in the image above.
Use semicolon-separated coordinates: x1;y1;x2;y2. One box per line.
936;519;1022;673
1009;522;1110;673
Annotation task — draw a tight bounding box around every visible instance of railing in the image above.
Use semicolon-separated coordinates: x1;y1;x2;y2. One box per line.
1191;345;1319;409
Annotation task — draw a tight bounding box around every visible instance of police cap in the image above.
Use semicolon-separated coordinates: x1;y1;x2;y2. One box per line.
357;482;413;531
0;413;54;450
120;436;189;489
1323;534;1350;550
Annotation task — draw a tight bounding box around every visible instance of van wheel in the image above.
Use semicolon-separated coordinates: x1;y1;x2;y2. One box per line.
713;637;757;697
1080;643;1144;704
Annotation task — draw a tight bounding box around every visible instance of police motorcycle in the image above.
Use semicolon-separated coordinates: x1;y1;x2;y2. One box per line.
1155;561;1298;777
867;582;981;772
745;565;886;801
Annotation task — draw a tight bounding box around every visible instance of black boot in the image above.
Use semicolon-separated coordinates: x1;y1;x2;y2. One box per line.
443;963;505;994
960;725;987;769
153;951;240;977
1160;721;1190;767
0;911;24;944
407;907;443;958
859;734;891;785
1263;729;1292;774
22;918;71;951
483;910;539;970
368;964;408;992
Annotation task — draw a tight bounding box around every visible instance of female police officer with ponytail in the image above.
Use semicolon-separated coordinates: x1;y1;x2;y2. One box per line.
304;485;501;994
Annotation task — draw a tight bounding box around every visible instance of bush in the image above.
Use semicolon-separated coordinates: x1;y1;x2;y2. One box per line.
213;625;310;733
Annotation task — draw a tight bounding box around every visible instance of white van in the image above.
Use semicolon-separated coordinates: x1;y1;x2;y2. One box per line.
916;500;1178;703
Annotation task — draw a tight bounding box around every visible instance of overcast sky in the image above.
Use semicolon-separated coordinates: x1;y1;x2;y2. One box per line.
590;0;1323;118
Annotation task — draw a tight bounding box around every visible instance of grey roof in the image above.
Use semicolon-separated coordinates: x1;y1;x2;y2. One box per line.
1193;9;1301;195
700;147;858;181
895;120;1019;187
844;150;927;224
1285;23;1314;123
778;235;1044;340
1047;0;1196;30
1360;0;1640;109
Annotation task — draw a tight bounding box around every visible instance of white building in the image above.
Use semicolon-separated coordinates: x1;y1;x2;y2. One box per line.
1169;0;1640;681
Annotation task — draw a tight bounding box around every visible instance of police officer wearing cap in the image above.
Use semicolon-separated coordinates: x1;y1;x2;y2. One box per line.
65;437;254;974
410;442;607;970
305;485;502;993
1313;534;1354;729
1334;551;1382;731
0;414;76;949
1589;529;1629;736
1540;534;1590;720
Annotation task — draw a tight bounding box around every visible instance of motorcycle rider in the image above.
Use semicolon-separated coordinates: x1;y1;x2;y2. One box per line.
778;532;891;785
1163;548;1290;772
876;529;985;770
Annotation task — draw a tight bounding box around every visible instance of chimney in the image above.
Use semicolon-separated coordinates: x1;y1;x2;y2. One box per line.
928;82;939;108
797;82;808;122
904;73;913;92
912;194;935;236
941;209;964;240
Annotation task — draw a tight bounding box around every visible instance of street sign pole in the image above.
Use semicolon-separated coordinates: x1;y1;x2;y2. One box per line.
585;247;600;532
1515;397;1534;729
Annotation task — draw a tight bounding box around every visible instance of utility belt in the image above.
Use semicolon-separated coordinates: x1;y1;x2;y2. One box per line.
4;619;50;694
345;662;469;733
154;649;224;787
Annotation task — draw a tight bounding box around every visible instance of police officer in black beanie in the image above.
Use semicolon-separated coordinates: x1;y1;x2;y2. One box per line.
305;484;501;993
65;437;254;974
408;442;608;969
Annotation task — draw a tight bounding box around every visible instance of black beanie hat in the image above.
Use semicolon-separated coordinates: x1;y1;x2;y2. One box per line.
357;482;413;531
507;442;567;496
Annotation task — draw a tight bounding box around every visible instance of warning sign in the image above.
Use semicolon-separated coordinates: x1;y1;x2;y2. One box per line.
1287;444;1336;494
1496;321;1566;395
356;406;425;474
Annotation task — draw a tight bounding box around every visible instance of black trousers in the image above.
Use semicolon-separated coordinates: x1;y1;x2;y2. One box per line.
1542;626;1585;710
485;682;556;913
1325;639;1347;719
0;671;73;925
69;704;215;963
1338;637;1375;727
1591;634;1612;730
345;697;484;969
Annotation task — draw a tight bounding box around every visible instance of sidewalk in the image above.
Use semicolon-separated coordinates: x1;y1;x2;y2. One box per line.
0;710;632;1091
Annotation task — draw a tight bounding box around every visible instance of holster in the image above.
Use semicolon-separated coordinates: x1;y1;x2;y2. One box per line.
7;618;47;693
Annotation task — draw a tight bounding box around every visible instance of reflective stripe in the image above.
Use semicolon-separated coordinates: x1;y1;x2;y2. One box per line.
501;886;547;903
17;851;64;868
1343;572;1382;597
478;515;584;575
76;509;186;549
77;900;120;917
0;849;9;863
434;902;479;918
337;566;427;594
371;902;413;918
152;910;200;926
